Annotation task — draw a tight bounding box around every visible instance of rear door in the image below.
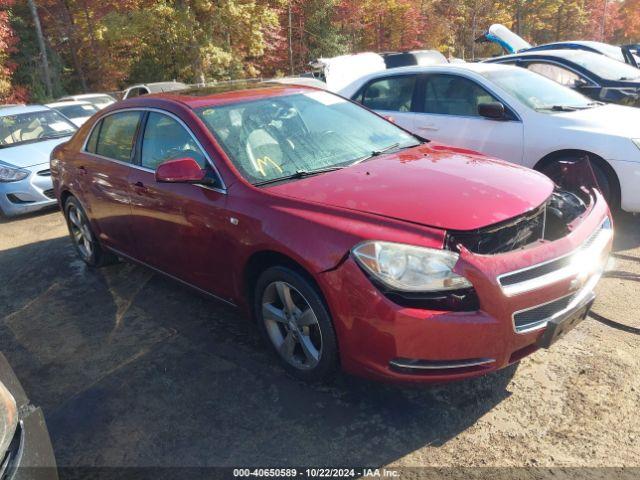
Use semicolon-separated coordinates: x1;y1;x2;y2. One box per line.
354;74;420;131
80;110;143;254
127;110;235;302
411;73;524;163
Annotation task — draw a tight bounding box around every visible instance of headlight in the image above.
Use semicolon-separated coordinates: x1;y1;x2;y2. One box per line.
0;164;29;183
632;139;640;151
352;241;473;292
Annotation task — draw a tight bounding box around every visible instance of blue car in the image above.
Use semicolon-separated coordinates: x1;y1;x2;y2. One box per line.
0;105;77;217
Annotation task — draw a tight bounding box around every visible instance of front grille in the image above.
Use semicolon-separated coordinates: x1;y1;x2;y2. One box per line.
43;189;56;199
513;293;574;332
37;169;51;177
500;255;572;287
498;218;611;295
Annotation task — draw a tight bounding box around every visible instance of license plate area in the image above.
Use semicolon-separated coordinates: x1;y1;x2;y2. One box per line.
537;296;595;348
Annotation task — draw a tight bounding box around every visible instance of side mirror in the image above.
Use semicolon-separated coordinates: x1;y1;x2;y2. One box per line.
573;78;590;89
478;102;507;120
155;157;206;183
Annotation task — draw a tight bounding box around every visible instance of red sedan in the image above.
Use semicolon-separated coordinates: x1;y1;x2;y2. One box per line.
50;83;612;383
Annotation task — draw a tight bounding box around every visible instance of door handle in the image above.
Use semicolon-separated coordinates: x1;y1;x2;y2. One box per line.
132;181;148;194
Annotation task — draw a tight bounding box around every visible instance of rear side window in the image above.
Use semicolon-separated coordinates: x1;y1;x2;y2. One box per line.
421;74;498;116
140;112;207;170
85;122;100;153
94;111;142;163
360;75;416;112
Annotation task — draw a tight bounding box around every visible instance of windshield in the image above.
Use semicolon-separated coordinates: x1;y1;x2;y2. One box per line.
593;43;626;63
483;68;596;111
568;51;640;80
196;91;419;185
0;110;77;148
56;103;98;119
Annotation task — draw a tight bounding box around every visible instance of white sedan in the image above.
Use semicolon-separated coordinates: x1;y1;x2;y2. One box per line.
340;63;640;213
46;100;99;127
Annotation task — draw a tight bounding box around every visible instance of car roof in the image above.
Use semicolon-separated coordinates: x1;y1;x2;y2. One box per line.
136;81;320;109
0;104;52;116
534;40;611;49
489;48;604;62
60;93;115;100
46;100;94;108
346;62;513;82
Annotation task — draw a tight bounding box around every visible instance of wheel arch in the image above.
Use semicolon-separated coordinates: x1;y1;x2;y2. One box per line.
533;149;621;207
242;250;331;322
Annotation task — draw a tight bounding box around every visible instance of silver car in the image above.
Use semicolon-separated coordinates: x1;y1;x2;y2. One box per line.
0;105;76;217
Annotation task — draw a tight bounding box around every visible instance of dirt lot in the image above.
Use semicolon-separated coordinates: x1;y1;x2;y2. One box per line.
0;208;639;474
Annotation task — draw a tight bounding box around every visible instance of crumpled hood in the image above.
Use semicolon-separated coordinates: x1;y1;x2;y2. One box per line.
0;137;71;168
267;143;554;231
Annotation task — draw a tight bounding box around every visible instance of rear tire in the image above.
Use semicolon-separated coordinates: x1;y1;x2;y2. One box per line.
254;266;339;382
63;196;117;267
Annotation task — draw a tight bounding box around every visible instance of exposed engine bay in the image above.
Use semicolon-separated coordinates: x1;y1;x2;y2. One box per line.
445;188;589;255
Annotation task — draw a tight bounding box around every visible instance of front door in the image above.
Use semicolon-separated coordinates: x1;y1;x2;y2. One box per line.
127;110;235;302
412;73;524;164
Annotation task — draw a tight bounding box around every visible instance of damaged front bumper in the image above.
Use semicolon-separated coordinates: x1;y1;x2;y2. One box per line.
320;190;612;383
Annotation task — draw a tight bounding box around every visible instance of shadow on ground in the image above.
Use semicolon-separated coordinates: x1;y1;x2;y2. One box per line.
613;212;640;252
0;236;517;468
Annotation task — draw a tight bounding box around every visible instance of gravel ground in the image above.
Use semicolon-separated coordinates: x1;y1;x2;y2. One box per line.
0;208;638;476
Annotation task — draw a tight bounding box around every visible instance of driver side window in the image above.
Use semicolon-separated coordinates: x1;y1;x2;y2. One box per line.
140;112;207;170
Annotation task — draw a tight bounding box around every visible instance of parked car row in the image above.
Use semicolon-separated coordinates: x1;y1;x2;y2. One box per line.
49;80;613;384
477;24;640;106
478;23;640;68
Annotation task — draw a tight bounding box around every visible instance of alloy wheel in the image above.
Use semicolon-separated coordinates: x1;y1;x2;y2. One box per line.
261;281;323;370
67;204;94;261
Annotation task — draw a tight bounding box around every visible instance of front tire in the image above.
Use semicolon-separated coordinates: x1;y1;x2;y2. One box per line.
254;266;339;382
63;196;117;267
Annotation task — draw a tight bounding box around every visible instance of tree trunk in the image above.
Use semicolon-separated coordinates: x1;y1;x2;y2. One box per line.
26;0;53;98
58;0;88;92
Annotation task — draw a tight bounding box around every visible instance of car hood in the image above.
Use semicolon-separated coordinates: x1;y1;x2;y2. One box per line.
552;103;640;137
267;143;554;231
476;24;532;54
0;137;71;168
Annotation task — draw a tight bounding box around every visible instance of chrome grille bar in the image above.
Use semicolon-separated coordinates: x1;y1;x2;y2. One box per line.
498;217;612;297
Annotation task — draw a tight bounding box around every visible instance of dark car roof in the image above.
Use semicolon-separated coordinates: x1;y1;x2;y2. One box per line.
486;49;600;63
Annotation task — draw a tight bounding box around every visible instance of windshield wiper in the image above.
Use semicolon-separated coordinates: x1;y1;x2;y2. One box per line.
253;165;345;187
535;105;590;112
40;133;74;140
350;143;412;166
